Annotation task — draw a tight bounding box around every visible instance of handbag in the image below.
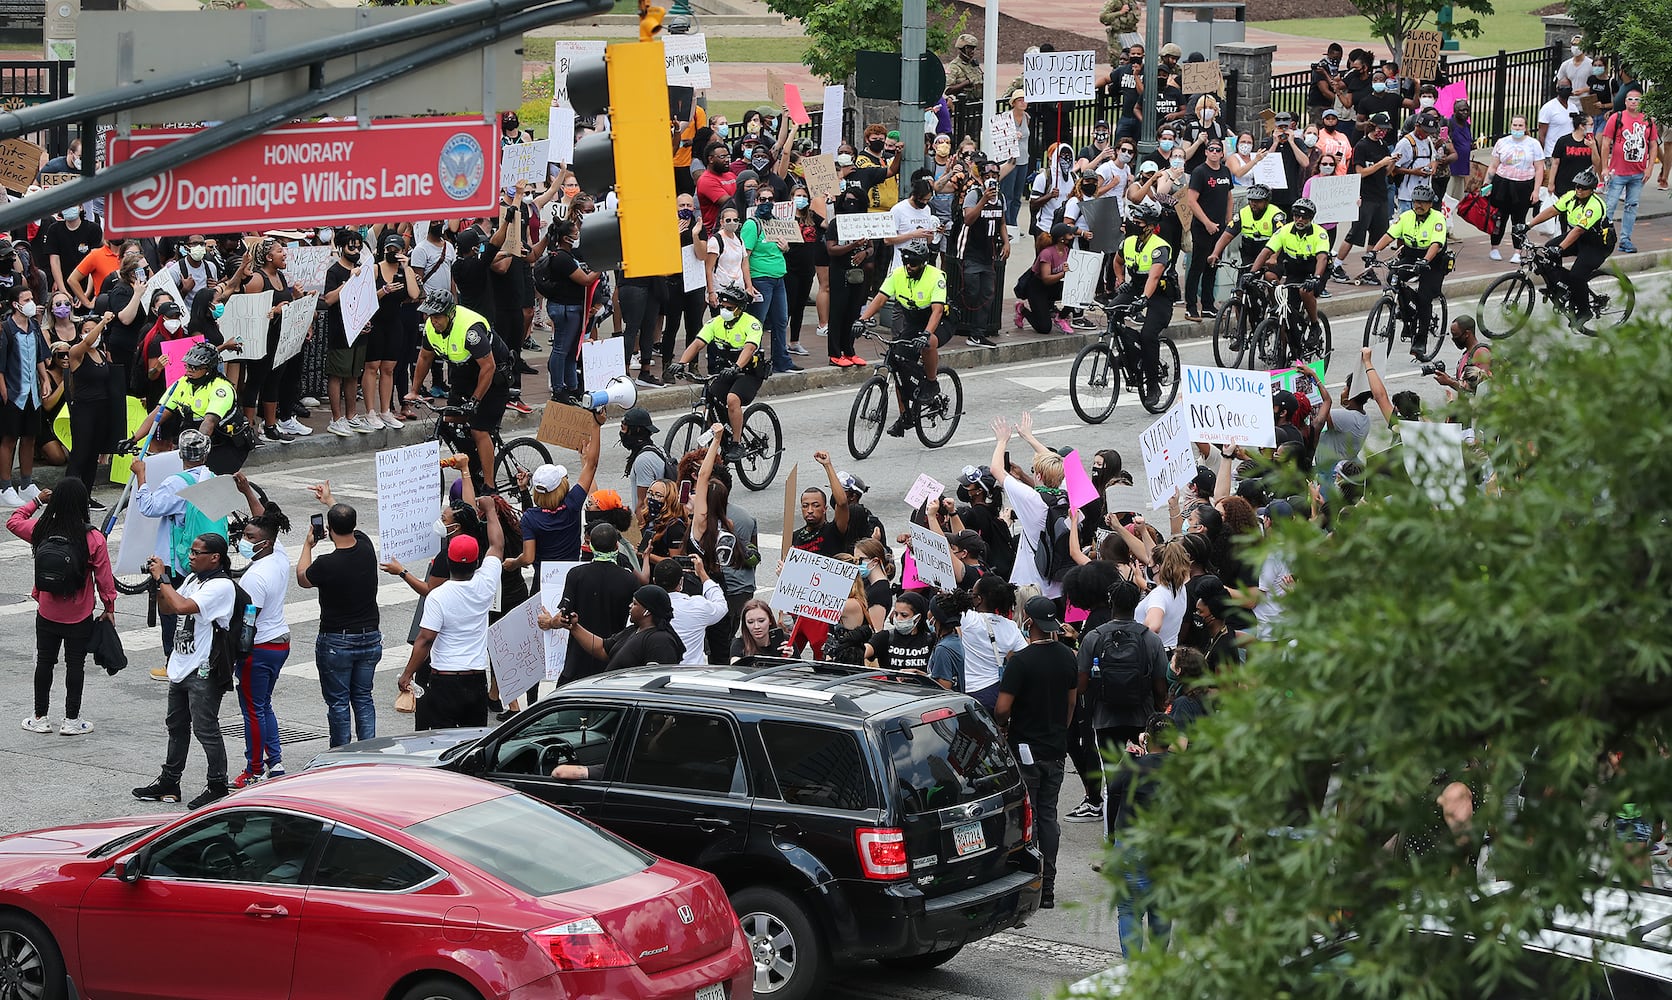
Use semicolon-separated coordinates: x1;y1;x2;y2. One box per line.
1457;192;1497;233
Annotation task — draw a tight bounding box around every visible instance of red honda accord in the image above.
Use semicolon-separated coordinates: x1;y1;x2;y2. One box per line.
0;764;751;1000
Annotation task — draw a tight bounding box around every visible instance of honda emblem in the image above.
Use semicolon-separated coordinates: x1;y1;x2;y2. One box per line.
677;905;695;924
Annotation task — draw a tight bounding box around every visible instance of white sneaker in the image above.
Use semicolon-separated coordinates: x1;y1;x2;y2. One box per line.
21;716;51;734
20;483;40;501
381;410;404;429
0;488;22;507
327;418;353;438
59;718;93;736
1510;252;1521;264
1489;248;1502;261
347;415;375;434
279;417;311;436
300;396;322;408
364;412;386;430
815;325;828;338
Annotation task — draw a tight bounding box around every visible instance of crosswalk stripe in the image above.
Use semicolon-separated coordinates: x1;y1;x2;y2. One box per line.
118;584;420;654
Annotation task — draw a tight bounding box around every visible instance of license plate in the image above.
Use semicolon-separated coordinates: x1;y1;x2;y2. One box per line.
697;984;726;1000
953;820;987;857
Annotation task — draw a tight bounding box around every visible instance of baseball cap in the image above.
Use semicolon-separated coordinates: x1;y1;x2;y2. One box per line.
1321;108;1339;119
1273;110;1295;125
447;534;481;564
1022;595;1064;634
1160;42;1183;58
949;529;987;557
531;463;567;492
589;488;626;511
633;584;675;623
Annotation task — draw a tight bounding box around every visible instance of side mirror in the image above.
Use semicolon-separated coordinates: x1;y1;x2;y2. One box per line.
113;852;144;884
457;745;488;777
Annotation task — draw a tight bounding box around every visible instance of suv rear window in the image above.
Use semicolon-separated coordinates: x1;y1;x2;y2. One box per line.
759;721;872;811
885;710;1017;813
410;795;651;897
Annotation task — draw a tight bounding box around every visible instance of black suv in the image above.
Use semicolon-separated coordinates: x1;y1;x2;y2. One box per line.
316;661;1042;1000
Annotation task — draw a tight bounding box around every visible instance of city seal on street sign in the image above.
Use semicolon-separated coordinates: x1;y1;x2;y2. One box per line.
438;131;486;202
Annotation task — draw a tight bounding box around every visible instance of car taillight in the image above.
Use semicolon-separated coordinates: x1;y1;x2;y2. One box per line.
855;827;909;879
920;707;957;724
530;918;635;971
1021;791;1035;843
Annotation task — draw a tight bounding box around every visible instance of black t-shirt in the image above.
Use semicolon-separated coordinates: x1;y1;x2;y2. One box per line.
1183;119;1228;173
841;503;884;550
1308;61;1335;108
43;219;101;276
864;578;893;614
1153;83;1185;124
452;254;495;318
323;261;352;349
1188;164;1234;227
999;640;1079;759
560;560;639;680
1552;135;1595;193
871;626;933;674
731;624;789;660
1355;91;1403;122
1343;70;1373;109
957;503;1013;577
306;531;381;632
604;624;686;670
792;521;845;557
101;282;142;362
1353;137;1391;203
541;250;589;306
1116;65;1141;119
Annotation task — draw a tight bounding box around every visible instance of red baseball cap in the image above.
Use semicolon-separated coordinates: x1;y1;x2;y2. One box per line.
447;534;480;564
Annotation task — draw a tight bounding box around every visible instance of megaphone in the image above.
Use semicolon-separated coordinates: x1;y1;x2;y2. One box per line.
583;375;637;412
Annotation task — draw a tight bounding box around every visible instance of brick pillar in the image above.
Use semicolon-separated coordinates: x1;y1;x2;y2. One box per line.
1215;41;1275;133
1542;13;1577;54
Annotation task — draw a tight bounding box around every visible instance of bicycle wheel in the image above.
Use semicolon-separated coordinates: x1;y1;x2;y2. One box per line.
1309;314;1333;365
494;437;552;500
915;369;963;448
1252;317;1284;369
1413;294;1446;363
1476;273;1535;340
847;377;889;460
1584;268;1636;335
664;414;704;458
1210;301;1246;370
1362;298;1395;356
1141;337;1181;413
735;403;783;491
1069;343;1120;424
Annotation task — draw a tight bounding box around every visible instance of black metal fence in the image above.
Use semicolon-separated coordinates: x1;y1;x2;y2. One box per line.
0;60;74;155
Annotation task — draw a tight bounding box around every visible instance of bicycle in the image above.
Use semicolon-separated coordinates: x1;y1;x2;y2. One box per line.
428;396;552;504
1211;262;1276;370
662;371;784;490
1360;258;1447;362
845;330;964;459
1069;301;1180;422
1475;242;1635;339
1250;280;1332;370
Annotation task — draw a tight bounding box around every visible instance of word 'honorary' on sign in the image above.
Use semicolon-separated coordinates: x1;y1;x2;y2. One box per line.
1023;50;1096;103
769;547;862;626
1183;364;1277;448
105;117;501;237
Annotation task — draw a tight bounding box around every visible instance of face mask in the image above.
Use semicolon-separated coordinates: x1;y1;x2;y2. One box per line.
1372;82;1386;93
1237;141;1252;154
18;301;35;318
187;245;206;262
51;303;70;318
714;123;729;138
1158;139;1175;153
723;219;740;231
432;518;450;538
61;206;79;221
1170;158;1185;171
747;123;761;136
1321;122;1335;132
751;155;769;171
719;307;738;321
756;202;774;218
645;496;664;518
1302;134;1317;147
1420;98;1435;109
1094;132;1110;144
892;614;920;635
212;303;226;320
163;318;181;333
1202;109;1215;121
1118;150;1132;163
236;539;256;559
934;143;951;155
1511;128;1526;139
868;138;885;153
317;228;333;243
794;195;809;210
1572;45;1582;56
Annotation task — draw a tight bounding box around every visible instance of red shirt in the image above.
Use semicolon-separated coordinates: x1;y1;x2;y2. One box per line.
696;167;738;233
1604;111;1659;178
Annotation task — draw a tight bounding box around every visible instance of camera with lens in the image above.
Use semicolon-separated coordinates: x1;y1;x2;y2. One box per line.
1419;361;1445;376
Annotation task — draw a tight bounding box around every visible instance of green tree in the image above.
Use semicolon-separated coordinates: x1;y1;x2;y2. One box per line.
1102;316;1672;999
762;0;956;84
1345;0;1492;65
1570;0;1672;122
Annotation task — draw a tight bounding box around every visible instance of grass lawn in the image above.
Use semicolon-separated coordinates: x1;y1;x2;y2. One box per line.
522;34;808;65
1263;0;1551;56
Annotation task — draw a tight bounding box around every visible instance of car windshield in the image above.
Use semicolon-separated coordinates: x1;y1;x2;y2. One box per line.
886;710;1017;813
91;826;159;858
408;794;651;897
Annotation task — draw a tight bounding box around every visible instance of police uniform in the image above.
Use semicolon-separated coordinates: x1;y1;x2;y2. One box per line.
1264;221;1331;283
161;374;250;474
696;310;768;405
1111;231;1177;386
423;305;511;432
1549;190;1613;316
879;263;948;342
1385;207;1450;350
1229;203;1286;267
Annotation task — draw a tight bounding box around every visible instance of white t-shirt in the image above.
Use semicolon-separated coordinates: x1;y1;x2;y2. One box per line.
166;575;237;683
239;543;292;644
1139;583;1185;649
407;238;457;297
1539;98;1576;157
1555;56;1594;94
707;234;746;289
669;579;728;665
1000;477;1060;599
959;610;1027;692
889;199;938;268
1255;552;1290;640
420;560;499;672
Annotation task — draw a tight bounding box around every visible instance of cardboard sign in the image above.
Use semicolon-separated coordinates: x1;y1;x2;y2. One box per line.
1180;59;1222;96
766;68;787;107
1062;448;1100;510
769;547;862;625
284;244;333;295
488;593;545;703
274;294;317;366
780;464;798;558
1401;420;1467;508
177;473;248;521
908;523;957;591
1060;248;1103;308
339;262;377;346
160;335;206;386
580;337;628;392
836;213;895;241
36;171;77;188
761;202;803;243
903;473;945;508
821;84;844;154
500;140;551;188
375;440;442;568
664;33;712;89
801;154;838;199
1023;50;1096;103
539;561;584;682
0;138;42;193
1402;29;1443;84
220;290;272;362
1139;404;1195;509
537;401;599;452
1183;364;1277;448
986;112;1020;162
112;450;184;575
1309;173;1360;226
140;267;184;316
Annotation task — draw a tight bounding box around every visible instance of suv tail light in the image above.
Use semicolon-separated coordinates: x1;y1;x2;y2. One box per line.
530;918;636;971
855;827;909;880
1021;791;1035;844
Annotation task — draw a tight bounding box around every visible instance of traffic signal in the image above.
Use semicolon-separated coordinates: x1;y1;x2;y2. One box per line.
568;40;680;278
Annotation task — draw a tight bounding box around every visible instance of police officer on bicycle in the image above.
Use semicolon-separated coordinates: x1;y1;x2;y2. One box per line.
126;342;253;475
1521;167;1613;323
1366;183;1449;358
1109;203;1177;406
851;241;947;438
1207;182;1286;273
406;289;513;491
1251;197;1331;352
668;284;766;462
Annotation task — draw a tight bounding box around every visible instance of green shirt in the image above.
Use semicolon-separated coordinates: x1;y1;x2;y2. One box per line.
741;217;787;279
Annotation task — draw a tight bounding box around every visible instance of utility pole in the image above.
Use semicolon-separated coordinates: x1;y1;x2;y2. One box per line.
980;0;998;151
1141;0;1161;150
899;0;926;197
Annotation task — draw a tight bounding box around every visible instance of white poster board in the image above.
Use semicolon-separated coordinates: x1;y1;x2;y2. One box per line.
1103;481;1151;515
769;547;862;625
552;40;608;109
836;213;895;241
1309;173;1360;226
1183;364;1277;448
663;33;711;88
1400;421;1468;508
274;294;317;367
1138;404;1196;509
903;473;944;509
1059;248;1103;308
112;450;184;575
985;112;1020;162
581;338;628;391
1248;152;1287;189
681;244;708;293
487;593;546;701
140;268;183;315
821;84;845;154
1023;50;1097;103
176;474;247;521
339;263;378;346
220;290;272;363
374;441;442;568
539;561;584;682
907;524;957;591
547;106;577;166
500;141;551;188
285;244;333;295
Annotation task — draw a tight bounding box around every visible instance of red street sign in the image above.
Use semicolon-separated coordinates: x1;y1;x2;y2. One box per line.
105;116;501;236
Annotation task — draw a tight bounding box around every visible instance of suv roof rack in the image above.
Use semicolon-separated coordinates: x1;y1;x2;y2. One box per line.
640;673;864;714
735;658;947;692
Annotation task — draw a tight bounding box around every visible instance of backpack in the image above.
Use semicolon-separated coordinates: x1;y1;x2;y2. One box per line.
204;577;252;694
1085;619;1152;709
168;470;230;576
634;443;677;482
33;528;88;596
532;250;568;301
1032;489;1074;583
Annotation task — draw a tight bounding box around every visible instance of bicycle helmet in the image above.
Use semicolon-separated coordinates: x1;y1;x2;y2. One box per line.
177;428;212;465
1573;167;1599;190
715;283;750;307
182;342;218;373
417;288;456;315
1410;184;1436;203
900;241;931;267
1246;183;1271;201
1132;202;1163;225
1290;198;1317;219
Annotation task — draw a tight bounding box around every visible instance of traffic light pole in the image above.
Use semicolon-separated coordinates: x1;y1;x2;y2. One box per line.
1141;0;1160;151
898;0;926;200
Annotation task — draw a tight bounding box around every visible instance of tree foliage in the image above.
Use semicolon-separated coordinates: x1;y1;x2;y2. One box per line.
1346;0;1492;65
762;0;956;84
1570;0;1672;123
1102;312;1672;999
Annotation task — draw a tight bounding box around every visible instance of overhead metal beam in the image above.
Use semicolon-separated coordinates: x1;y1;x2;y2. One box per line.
0;0;610;233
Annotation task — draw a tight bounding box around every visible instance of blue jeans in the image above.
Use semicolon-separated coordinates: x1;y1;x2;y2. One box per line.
546;302;585;395
750;275;791;370
1001;161;1031;228
1113;839;1170;956
237;642;288;773
1605;172;1645;244
316;630;381;747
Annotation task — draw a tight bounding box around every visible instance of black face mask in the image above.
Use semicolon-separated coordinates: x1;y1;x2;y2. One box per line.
868;139;886;153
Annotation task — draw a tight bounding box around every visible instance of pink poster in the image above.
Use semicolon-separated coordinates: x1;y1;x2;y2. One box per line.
1062;448;1099;510
1434;80;1467;119
784;84;811;125
160;335;207;386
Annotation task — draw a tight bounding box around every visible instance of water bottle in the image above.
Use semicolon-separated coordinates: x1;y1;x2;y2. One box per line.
241;604;257;653
1090;656;1101;682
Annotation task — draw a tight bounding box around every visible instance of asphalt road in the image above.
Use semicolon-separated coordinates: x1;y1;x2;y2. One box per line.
0;273;1656;1000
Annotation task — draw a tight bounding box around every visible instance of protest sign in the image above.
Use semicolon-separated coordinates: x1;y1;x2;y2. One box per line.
488;594;546;703
821;85;845;153
221;291;272;362
784;84;811;125
1183;364;1277;447
552;40;608;108
0;138;42;193
1080;198;1125;252
159;335;205;386
500;141;550;187
780;464;798;555
1249;152;1287;189
681;244;707;293
1181;59;1223;96
986;112;1020;162
538;402;599;452
581;338;628;392
284;244;333;294
1060;249;1103;308
548;106;577;165
1023;50;1096;103
1139;404;1196;509
35;171;76;188
1103;481;1151;515
539;562;583;681
1401;421;1468;508
177;473;248;521
663;33;711;88
836;213;895;241
903;473;944;509
801;154;838;199
1402;30;1442;84
112;450;183;575
769;547;862;625
140;268;183;316
766;68;786;107
339;262;377;346
762;201;802;243
1434;80;1467;119
275;294;317;366
908;524;957;591
375;441;442;568
1270;359;1326;407
1062;449;1100;510
1309;173;1360;226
